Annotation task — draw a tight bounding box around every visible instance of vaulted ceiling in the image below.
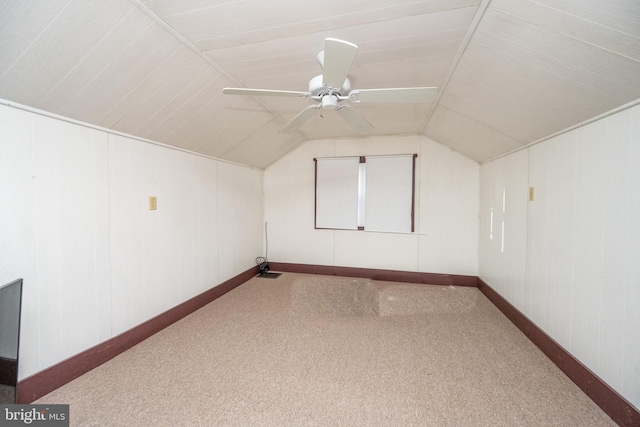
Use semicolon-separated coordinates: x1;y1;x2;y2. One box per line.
1;0;639;169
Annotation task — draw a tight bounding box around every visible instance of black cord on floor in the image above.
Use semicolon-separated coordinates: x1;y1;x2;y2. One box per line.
256;256;269;276
256;222;270;275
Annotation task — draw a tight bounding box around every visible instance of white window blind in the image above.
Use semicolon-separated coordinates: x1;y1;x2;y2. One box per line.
315;154;415;232
364;155;414;233
315;157;360;230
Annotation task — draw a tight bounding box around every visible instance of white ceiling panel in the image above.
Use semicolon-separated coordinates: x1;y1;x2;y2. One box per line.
491;0;640;60
425;105;524;162
137;0;239;18
1;0;639;168
0;0;70;77
105;47;212;133
140;71;230;143
0;0;135;106
355;104;436;136
275;103;436;141
60;23;184;125
164;94;275;158
129;67;220;138
220;118;306;169
534;0;640;40
477;9;640;99
151;0;480;51
35;8;152;112
205;6;475;92
436;6;640;153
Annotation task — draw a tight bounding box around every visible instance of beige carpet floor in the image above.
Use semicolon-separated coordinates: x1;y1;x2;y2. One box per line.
35;273;615;426
0;384;16;404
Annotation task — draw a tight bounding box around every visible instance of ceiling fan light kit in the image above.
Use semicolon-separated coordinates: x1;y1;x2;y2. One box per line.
222;38;437;134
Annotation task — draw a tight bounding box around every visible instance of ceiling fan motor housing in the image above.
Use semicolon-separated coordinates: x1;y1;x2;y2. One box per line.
309;74;351;97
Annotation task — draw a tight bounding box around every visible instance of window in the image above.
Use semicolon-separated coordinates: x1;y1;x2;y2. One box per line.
314;154;416;233
314;156;360;230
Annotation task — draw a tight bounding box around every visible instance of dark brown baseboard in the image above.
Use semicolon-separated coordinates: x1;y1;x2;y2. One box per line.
269;262;478;287
477;278;640;427
17;266;258;404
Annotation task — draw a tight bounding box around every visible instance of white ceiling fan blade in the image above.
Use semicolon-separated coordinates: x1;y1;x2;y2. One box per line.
280;104;321;134
322;38;358;89
223;88;311;97
349;87;438;103
337;105;374;134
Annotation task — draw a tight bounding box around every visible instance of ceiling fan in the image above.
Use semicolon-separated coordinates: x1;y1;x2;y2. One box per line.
222;38;438;134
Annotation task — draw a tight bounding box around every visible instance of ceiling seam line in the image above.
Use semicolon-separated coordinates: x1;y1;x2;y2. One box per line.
525;0;640;41
492;8;640;64
156;0;242;20
190;3;479;49
97;39;185;127
216;117;286;159
468;37;628;110
143;77;224;141
419;0;492;134
34;6;138;109
479;97;640;165
126;66;213;135
0;0;75;81
436;104;525;145
55;20;156;116
127;0;293;129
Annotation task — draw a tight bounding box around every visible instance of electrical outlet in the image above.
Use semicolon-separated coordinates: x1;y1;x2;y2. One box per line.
149;196;157;210
529;187;535;201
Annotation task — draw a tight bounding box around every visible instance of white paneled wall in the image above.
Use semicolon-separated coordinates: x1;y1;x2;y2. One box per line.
107;134;222;336
479;104;640;410
418;139;479;275
1;106;112;376
479;149;528;312
217;162;264;282
264;135;479;275
0;104;263;380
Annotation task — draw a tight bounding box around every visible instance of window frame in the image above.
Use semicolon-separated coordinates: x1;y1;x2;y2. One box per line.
314;154;416;233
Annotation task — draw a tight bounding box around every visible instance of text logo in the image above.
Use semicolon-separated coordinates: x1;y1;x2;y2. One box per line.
1;405;69;427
